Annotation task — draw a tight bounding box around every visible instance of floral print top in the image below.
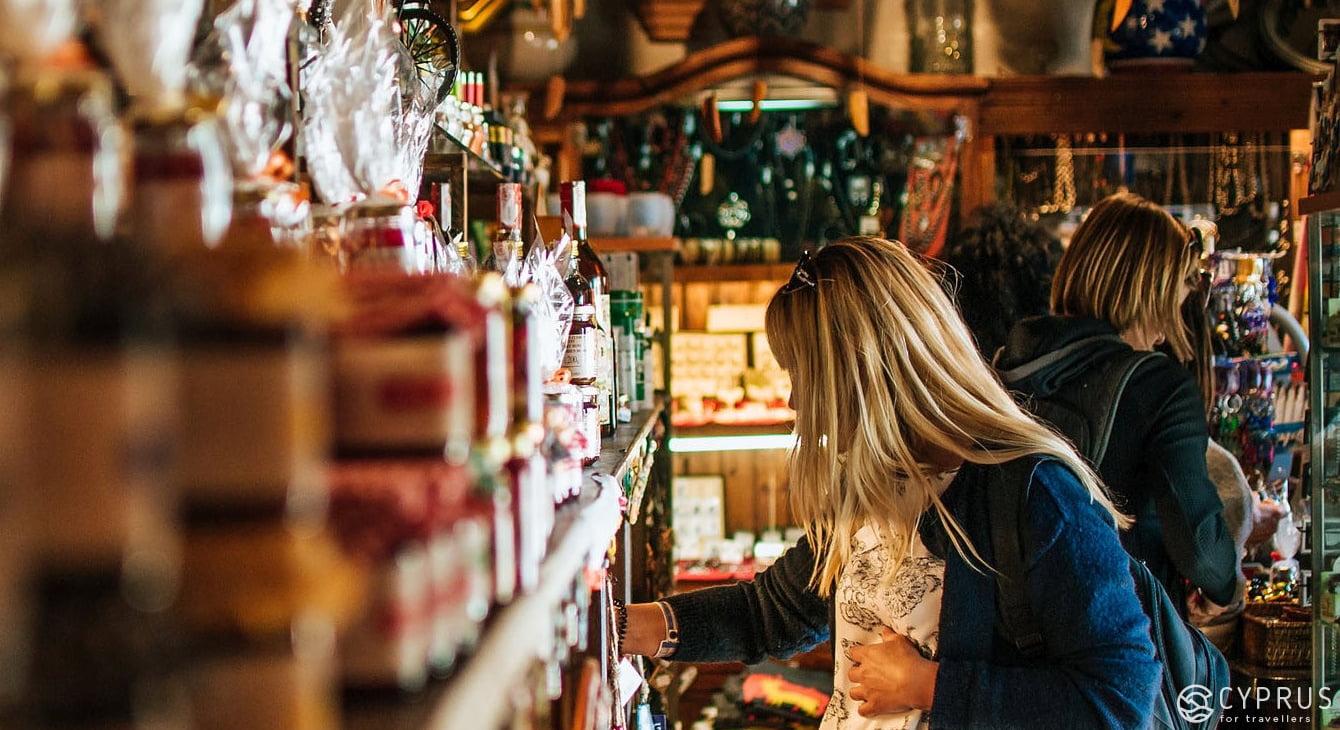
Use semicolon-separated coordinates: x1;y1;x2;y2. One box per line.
822;524;944;730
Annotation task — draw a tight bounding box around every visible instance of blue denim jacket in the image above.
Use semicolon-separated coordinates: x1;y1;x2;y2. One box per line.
663;457;1160;729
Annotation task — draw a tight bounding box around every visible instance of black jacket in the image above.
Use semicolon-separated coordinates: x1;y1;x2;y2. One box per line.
994;315;1239;610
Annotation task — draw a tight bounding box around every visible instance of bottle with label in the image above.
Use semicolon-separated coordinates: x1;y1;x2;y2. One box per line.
560;181;616;436
484;182;524;278
563;304;598;387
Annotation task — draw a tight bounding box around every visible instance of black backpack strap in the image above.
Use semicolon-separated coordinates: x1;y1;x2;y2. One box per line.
988;459;1046;660
995;334;1126;383
1082;350;1161;466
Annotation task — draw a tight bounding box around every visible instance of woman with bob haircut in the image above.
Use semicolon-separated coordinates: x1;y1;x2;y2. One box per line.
617;236;1159;728
995;191;1240;615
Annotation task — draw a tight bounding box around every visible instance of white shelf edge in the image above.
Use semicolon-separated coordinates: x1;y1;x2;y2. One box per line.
425;481;622;730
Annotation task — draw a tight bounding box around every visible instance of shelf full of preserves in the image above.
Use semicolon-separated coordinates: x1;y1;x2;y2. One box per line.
0;3;677;730
343;404;666;730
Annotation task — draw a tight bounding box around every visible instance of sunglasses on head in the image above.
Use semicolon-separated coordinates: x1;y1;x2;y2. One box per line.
1186;220;1218;302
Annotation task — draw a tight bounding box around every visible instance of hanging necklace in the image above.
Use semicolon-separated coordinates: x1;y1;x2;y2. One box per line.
1037;134;1075;215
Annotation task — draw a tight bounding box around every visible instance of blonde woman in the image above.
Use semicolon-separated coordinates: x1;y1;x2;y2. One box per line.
995;192;1240;616
621;237;1158;728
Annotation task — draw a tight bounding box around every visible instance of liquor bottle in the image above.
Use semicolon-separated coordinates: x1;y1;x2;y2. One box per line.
485;182;525;278
560;181;616;437
434;181;476;275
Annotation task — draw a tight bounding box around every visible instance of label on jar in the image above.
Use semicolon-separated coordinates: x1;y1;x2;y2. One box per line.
179;340;327;507
28;348;176;568
334;334;474;460
563;325;596;382
340;546;432;691
188;640;339;730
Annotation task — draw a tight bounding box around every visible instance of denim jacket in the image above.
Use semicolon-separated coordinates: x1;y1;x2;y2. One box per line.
662;457;1160;729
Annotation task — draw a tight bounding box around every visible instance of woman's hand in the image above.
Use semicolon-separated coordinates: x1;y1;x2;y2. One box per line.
846;627;938;716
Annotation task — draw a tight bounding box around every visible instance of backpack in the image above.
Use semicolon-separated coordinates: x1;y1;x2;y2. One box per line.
997;334;1159;466
993;341;1230;730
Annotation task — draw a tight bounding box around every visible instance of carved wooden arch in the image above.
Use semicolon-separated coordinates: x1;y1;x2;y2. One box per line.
529;37;989;121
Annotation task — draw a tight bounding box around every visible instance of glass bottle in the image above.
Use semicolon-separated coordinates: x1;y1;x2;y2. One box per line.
485;182;525;278
342;202;422;273
564;304;598;387
560;181;616;436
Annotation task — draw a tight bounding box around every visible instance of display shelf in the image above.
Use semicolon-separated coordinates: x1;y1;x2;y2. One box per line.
593;237;677;253
1299;192;1340;217
1306;203;1340;724
674;263;794;283
423;127;506;182
672;421;794;437
979;72;1317;136
601;402;667;523
343;405;666;730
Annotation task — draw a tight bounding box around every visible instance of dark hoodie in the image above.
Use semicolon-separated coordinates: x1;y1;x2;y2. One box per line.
994;315;1240;611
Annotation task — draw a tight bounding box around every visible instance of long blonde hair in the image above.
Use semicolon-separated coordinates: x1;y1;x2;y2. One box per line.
765;236;1125;597
1051;191;1199;362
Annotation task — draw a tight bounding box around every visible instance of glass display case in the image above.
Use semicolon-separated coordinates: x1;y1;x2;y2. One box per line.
1304;196;1340;726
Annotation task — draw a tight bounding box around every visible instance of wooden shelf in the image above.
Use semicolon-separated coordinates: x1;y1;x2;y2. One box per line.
675;263;794;282
343;405;667;730
979;72;1318;135
594;403;667;485
1299;192;1340;216
593;237;677;253
422;128;506;183
672;421;794;437
516;37;988;120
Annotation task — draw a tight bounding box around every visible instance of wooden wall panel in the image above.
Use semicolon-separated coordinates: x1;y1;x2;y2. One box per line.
674;449;792;536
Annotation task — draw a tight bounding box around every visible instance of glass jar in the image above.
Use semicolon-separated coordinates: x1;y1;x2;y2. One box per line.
128;109;233;253
1;69;125;241
342;202;422;273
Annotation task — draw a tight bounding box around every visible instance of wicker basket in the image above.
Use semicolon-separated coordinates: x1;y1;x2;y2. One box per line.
1242;603;1312;668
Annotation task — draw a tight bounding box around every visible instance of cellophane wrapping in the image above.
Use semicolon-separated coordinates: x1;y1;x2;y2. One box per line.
189;0;297;180
301;3;435;205
98;0;206;112
0;0;78;67
527;231;574;380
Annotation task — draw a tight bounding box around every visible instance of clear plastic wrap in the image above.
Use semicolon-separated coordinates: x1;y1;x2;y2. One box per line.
299;22;361;204
526;230;574;380
188;0;297;180
97;0;207;112
0;0;78;67
301;3;437;205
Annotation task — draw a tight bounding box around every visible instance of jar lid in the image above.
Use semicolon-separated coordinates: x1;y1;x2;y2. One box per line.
588;179;627;196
